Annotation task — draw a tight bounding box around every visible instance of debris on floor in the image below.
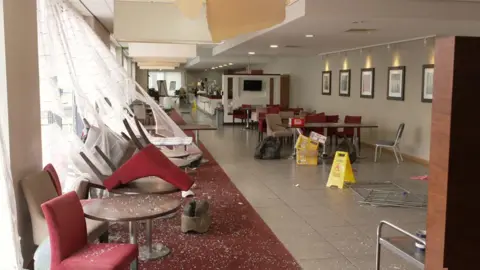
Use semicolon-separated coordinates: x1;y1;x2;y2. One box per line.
351;182;427;209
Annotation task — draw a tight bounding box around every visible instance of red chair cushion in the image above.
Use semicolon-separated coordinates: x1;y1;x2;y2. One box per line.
232;109;247;119
59;243;138;270
103;144;193;191
44;164;62;196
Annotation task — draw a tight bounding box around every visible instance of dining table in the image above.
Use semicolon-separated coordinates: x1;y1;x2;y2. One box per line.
178;124;217;144
281;122;379;158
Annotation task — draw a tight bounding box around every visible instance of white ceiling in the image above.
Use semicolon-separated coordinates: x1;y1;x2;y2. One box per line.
78;0;114;31
214;0;480;56
75;0;480;69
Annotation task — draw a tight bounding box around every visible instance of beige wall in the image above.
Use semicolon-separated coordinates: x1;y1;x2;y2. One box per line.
186;70;223;88
135;65;149;90
260;40;434;161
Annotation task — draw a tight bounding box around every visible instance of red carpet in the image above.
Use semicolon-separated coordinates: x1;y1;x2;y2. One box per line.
109;111;300;269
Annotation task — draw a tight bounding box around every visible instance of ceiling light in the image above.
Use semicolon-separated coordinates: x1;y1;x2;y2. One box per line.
212;67;216;69
305;34;314;38
248;52;256;55
270;45;279;48
229;63;233;66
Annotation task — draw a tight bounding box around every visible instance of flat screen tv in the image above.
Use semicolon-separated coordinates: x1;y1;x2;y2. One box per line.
243;80;263;91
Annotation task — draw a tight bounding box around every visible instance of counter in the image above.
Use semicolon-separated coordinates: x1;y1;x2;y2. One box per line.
196;94;223;116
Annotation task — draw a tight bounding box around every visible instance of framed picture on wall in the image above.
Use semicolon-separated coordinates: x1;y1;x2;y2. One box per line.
387;66;406;101
360;68;375;99
421;64;434;103
322;71;332;95
339;69;351;97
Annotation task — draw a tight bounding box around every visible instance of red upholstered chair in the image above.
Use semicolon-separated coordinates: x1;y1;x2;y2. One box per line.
232;106;248;125
257;112;267;141
325;115;340;137
266;106;281;114
44;164;62;196
41;192;138;270
305;113;326;135
103;144;194;191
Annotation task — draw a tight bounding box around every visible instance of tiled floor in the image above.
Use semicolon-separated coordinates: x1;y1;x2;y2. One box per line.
185;110;428;270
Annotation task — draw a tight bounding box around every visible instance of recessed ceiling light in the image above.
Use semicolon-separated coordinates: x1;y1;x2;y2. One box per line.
248;52;256;55
270;44;279;48
305;34;314;38
229;63;233;65
212;67;216;69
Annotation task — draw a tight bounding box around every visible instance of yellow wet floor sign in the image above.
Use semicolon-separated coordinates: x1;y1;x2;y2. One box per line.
192;99;197;111
326;151;356;189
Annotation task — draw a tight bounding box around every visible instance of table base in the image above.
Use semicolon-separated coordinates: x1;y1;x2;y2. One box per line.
139;243;171;261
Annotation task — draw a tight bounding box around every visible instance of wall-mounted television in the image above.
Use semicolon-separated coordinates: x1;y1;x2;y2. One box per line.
243;80;263;91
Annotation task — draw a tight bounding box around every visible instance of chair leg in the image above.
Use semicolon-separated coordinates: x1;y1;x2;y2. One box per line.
397;146;404;162
99;231;109;243
374;146;378;162
393;147;400;164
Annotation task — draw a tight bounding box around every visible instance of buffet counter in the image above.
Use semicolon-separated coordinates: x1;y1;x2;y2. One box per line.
196;94;223;115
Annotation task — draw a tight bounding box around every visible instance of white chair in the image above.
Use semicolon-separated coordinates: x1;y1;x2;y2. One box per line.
374;123;405;164
265;114;293;138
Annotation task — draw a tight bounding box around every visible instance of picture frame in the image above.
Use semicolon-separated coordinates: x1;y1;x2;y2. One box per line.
339;69;351;97
322;71;332;95
387;66;406;101
360;68;375;99
421;64;434;103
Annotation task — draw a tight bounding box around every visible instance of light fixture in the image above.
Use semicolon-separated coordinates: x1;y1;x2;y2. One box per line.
270;44;279;48
229;63;233;65
248;52;256;55
305;34;314;38
212;67;216;69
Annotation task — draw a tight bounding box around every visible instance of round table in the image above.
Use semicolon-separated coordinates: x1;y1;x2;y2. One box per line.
83;194;181;268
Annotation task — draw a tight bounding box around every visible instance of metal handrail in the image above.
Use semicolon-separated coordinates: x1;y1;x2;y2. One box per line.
376;220;426;270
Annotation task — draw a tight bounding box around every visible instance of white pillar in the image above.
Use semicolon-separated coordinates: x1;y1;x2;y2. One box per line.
0;0;42;264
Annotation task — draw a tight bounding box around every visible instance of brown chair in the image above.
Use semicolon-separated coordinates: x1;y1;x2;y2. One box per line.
21;171;108;246
265;114;293;138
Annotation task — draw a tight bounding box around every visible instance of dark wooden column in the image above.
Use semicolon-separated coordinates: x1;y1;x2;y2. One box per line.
427;36;480;270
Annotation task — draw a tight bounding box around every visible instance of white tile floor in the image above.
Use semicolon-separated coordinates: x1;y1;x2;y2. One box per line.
185;110;428;270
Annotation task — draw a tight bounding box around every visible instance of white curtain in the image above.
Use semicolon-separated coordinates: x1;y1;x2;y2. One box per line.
38;0;202;190
0;123;23;269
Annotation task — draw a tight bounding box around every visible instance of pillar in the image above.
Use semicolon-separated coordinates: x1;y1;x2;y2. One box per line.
84;16;110;47
427;36;480;269
0;0;42;264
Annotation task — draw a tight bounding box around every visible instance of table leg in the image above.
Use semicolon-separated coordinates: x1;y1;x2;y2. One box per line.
139;219;171;261
129;221;138;270
321;128;329;158
245;110;251;129
354;128;367;159
195;129;210;164
290;129;297;159
194;130;200;145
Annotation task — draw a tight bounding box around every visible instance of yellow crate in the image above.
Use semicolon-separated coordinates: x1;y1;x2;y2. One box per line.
296;150;318;165
295;135;319;151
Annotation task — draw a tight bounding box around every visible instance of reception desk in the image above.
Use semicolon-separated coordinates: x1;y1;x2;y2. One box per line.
196;94;223;116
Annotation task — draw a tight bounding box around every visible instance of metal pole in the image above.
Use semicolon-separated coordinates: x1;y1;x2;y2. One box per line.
129;221;138;270
146;220;153;254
